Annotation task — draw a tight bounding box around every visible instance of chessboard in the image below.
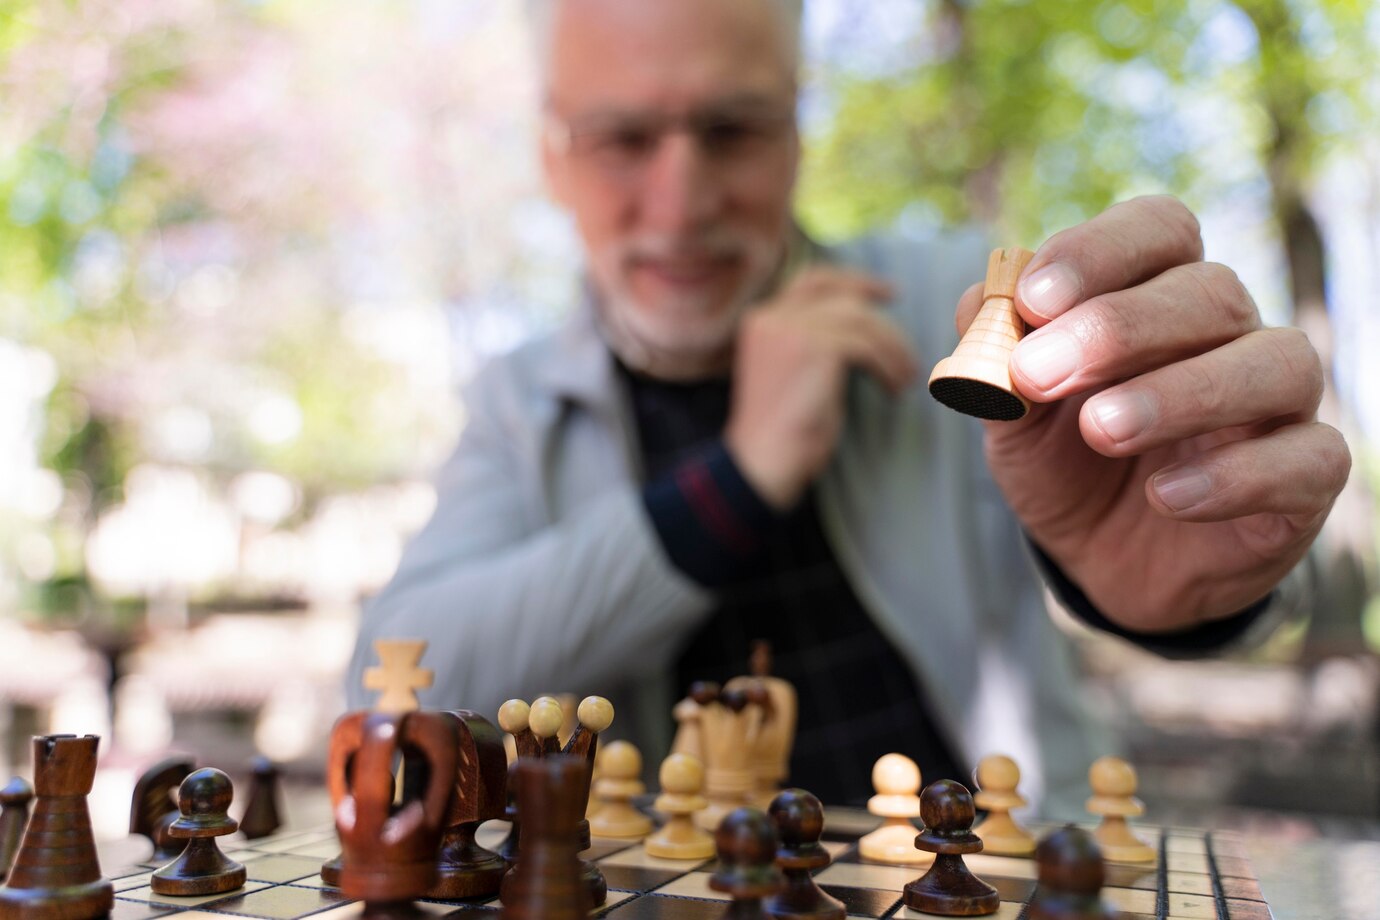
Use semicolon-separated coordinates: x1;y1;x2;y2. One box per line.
101;811;1273;920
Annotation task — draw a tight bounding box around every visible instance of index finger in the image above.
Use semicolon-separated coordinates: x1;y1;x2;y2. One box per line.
1016;195;1205;326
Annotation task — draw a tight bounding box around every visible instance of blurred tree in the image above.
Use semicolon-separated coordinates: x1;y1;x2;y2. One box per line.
798;0;1376;649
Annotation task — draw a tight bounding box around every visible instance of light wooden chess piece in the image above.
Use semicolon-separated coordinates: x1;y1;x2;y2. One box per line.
858;754;930;866
671;682;719;762
695;686;764;832
928;246;1036;421
726;642;797;809
361;639;433;713
645;754;714;860
588;741;652;839
972;754;1035;857
1086;757;1155;864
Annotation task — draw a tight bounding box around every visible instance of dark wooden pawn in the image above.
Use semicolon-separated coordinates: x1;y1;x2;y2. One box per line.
765;789;844;920
710;808;783;920
902;780;999;917
151;768;246;896
130;756;194;863
239;757;282;840
429;711;507;900
1027;826;1119;920
0;779;33;882
0;734;113;920
499;756;591;920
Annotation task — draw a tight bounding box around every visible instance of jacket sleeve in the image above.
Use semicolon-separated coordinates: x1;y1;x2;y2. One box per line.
344;358;712;716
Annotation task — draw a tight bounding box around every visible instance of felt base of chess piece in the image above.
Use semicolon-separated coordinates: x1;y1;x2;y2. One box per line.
500;757;593;920
710;808;782;920
0;778;33;882
130;756;195;864
151;768;247;896
764;789;844;920
1028;826;1119;920
902;780;998;917
429;823;507;900
239;756;282;840
0;735;114;920
319;854;342;888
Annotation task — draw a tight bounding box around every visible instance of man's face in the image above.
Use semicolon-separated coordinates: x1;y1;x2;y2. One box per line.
541;0;801;377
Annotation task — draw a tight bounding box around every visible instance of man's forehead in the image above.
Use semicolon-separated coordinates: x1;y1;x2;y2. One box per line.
543;0;797;109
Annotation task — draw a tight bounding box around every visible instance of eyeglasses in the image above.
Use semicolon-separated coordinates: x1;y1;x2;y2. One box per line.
544;103;796;177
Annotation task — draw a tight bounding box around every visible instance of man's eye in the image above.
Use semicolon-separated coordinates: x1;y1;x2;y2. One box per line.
700;121;762;153
595;128;658;156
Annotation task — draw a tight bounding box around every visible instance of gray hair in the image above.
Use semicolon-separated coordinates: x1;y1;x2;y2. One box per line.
523;0;804;85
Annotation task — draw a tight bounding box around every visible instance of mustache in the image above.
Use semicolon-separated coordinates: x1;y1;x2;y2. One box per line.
618;234;750;262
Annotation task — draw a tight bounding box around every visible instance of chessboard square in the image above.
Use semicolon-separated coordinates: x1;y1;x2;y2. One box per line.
814;861;918;891
113;871;157;892
599;847;711;872
585;838;640;861
820;840;851;859
823;809;881;838
284;840;344;859
111;898;176;920
603;895;724;920
600;866;686;892
1163;834;1207;855
648;871;727;901
1211;855;1257;880
1103;864;1157;889
1102;886;1158;914
1165;852;1210;873
260;831;339;854
1160;892;1219;919
896;902;1025;919
1165;871;1214;896
986;876;1036;902
1223;899;1272;919
307;901;482;920
964;853;1038;880
817;883;899;917
1221;876;1264;901
602;890;637;912
245;855;333;884
207;883;350;918
122;881;273;907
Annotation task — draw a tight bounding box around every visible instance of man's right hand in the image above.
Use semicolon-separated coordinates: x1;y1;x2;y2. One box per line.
724;267;918;510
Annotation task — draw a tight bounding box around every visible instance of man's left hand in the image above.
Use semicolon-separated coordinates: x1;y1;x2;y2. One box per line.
958;195;1351;632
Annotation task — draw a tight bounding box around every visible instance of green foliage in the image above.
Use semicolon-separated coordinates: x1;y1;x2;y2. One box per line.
797;0;1373;246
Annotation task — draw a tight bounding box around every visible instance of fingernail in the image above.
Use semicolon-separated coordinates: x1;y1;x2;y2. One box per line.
1019;263;1082;319
1088;391;1155;444
1153;467;1213;511
1013;331;1080;392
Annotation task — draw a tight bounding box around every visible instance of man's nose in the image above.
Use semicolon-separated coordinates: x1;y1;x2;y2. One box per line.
639;131;723;234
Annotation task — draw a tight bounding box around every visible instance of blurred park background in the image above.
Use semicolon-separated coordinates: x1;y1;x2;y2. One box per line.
1;0;1378;840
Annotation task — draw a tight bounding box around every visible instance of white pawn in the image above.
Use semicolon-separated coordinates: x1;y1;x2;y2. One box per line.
589;741;652;839
1086;756;1155;863
858;754;931;866
645;754;715;860
972;754;1035;856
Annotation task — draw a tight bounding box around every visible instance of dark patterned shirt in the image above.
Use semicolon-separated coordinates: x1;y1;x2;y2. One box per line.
624;364;968;806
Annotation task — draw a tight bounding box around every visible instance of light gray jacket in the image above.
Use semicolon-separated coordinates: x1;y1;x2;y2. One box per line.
346;231;1300;817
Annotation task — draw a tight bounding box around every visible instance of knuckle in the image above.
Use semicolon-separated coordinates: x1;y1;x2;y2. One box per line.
1186;262;1257;332
1316;422;1352;490
1078;293;1146;363
1256;327;1322;409
1121;195;1204;263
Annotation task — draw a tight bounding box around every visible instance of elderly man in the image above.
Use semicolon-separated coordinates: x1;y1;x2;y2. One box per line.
346;0;1349;814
